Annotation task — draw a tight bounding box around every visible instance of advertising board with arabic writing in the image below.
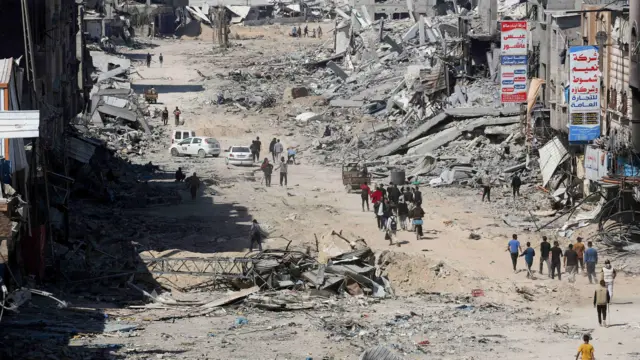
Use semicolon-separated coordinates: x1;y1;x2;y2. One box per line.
500;21;528;56
500;21;528;103
568;46;600;142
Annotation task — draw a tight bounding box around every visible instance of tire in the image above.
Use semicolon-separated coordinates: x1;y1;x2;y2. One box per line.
171;148;179;157
212;154;220;158
360;346;404;360
198;149;206;158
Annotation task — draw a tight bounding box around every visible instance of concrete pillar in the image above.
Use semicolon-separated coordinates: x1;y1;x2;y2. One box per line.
418;16;425;45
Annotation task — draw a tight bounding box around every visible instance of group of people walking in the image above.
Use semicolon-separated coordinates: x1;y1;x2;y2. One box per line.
360;182;425;245
508;234;617;328
291;25;323;38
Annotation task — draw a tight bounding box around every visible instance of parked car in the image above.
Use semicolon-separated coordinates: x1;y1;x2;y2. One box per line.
171;129;196;145
224;145;254;166
170;137;221;158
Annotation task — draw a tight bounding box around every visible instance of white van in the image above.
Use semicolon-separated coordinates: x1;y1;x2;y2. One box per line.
171;129;196;145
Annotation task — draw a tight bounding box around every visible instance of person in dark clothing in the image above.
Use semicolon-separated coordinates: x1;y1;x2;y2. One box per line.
409;204;425;237
159;53;163;67
297;26;302;38
162;107;169;125
386;183;394;199
594;279;611;327
323;125;331;137
520;242;536;278
175;167;186;182
550;241;563;280
379;184;387;199
269;138;277;162
260;158;273;187
249;219;263;251
413;186;423;206
187;172;200;200
388;183;401;215
303;25;308;37
539;236;551;276
360;182;371;211
564;244;579;282
146;52;152;67
511;173;522;198
251;137;261;162
403;187;414;204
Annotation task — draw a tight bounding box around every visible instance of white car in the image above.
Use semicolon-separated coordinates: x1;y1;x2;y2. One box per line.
170;137;221;158
225;146;254;166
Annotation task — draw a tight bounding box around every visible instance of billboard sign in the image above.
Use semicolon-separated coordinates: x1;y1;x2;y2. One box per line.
500;21;528;103
568;46;600;142
500;21;528;56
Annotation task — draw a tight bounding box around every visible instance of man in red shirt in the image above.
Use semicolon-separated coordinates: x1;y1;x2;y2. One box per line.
360;182;371;211
371;185;384;229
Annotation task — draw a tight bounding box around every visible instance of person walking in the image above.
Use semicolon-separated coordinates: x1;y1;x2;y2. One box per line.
585;241;598;284
274;156;288;186
550;241;563;280
520;242;535;278
371;185;383;228
269;138;277;162
564;244;579;283
317;26;323;38
260;158;273;187
249;219;263;251
385;214;398;246
574;237;586;273
187;172;200;201
409;203;425;238
377;198;389;231
303;25;308;37
413;186;423;206
511;173;521;198
575;334;595;360
360;182;371;212
403;186;414;205
594;279;611;327
146;52;152;67
397;192;409;230
162;107;169;125
297;26;302;39
507;234;522;273
539;236;551;276
159;53;164;67
273;139;284;162
600;260;616;299
173;106;181;126
481;173;493;202
251;137;261;162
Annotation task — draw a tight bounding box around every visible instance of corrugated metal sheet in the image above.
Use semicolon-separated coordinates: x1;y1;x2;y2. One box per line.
97;104;137;122
0;111;40;138
67;136;97;164
539;136;569;187
0;58;12;85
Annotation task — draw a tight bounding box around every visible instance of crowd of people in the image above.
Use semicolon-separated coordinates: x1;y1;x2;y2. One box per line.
360;182;426;246
290;24;323;38
507;234;617;328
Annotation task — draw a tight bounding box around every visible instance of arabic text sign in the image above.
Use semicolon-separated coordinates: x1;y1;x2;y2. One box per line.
569;112;600;142
500;61;528;103
500;21;528;56
569;46;600;112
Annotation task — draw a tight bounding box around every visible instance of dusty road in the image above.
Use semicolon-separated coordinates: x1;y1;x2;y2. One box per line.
91;27;640;359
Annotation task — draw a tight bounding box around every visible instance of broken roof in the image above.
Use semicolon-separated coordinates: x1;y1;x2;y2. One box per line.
97;104;137;122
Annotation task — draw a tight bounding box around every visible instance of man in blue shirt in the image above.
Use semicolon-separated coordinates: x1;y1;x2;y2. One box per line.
584;241;599;284
520;242;536;278
507;234;522;273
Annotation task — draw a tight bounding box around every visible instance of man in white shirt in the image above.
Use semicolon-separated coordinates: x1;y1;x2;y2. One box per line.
273;139;284;162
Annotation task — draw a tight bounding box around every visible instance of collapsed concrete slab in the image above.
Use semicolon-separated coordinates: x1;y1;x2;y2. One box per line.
368;112;449;159
327;61;348;80
444;106;521;119
330;99;364;108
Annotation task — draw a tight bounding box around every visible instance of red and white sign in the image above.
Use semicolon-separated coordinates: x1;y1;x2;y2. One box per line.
500;21;528;56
